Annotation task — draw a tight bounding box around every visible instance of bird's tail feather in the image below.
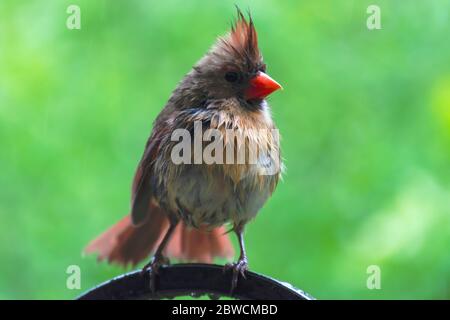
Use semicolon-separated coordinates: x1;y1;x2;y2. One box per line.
165;223;234;263
84;208;234;266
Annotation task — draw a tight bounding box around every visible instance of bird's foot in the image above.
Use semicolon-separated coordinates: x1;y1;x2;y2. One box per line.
224;257;248;295
141;254;170;294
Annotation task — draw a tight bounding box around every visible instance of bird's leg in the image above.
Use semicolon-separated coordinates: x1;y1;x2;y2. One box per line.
142;219;178;294
225;223;248;294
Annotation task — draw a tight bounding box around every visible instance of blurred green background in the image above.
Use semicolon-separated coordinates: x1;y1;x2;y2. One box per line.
1;0;450;299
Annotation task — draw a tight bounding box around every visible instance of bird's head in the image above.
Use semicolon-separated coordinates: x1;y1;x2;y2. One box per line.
187;8;282;109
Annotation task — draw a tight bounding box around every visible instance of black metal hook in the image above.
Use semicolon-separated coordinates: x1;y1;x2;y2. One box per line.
77;263;314;300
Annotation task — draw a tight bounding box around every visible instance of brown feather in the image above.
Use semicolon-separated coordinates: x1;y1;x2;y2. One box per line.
85;211;233;266
218;8;261;69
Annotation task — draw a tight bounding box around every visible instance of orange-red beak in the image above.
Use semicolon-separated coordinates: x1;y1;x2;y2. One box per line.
244;71;282;101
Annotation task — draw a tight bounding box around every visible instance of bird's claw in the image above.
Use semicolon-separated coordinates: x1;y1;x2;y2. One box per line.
141;254;170;295
224;258;248;294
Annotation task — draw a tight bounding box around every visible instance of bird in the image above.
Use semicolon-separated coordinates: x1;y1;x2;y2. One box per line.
85;8;283;293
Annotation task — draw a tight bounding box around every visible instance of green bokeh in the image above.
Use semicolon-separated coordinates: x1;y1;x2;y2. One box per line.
1;0;449;299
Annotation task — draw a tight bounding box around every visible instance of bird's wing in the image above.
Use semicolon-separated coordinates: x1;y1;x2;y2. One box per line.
130;123;168;226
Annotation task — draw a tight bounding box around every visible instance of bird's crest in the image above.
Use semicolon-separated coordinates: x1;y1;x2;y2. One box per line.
218;7;261;68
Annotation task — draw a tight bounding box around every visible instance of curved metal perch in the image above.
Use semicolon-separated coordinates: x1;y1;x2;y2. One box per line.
77;263;314;300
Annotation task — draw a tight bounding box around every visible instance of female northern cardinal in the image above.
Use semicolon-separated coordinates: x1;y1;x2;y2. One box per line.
85;9;283;292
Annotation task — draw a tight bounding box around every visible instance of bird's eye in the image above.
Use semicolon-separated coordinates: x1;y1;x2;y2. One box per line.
225;71;239;83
